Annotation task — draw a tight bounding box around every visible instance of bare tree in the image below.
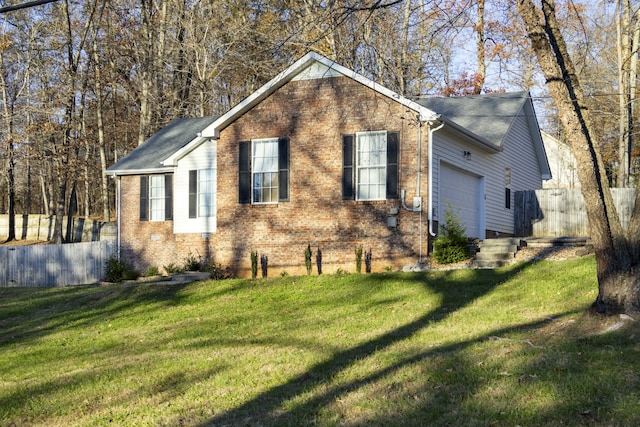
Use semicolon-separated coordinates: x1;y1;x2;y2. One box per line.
517;0;640;314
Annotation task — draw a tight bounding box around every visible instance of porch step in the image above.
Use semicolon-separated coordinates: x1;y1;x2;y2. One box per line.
472;238;521;269
524;237;590;248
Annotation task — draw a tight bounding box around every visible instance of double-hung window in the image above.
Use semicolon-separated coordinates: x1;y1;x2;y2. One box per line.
238;137;289;204
342;131;399;201
252;138;279;203
140;174;173;221
188;169;216;218
356;131;387;201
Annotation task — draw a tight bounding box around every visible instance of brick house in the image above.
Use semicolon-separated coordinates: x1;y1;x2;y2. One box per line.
106;52;550;276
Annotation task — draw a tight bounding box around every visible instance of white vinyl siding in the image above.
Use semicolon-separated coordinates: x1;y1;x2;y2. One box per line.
431;105;543;236
174;139;217;234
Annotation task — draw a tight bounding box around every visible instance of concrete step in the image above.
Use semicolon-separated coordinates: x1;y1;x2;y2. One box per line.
472;238;521;268
524;237;590;248
477;238;521;247
477;244;519;254
475;251;515;261
472;259;512;268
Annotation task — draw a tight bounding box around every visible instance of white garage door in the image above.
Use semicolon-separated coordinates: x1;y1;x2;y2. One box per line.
439;163;483;238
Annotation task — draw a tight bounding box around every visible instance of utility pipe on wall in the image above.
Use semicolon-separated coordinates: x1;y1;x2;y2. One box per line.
116;176;121;261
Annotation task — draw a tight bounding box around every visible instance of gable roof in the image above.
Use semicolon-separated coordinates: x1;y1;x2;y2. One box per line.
417;92;530;150
198;51;439;139
106;117;216;176
105;53;549;179
417;92;551;178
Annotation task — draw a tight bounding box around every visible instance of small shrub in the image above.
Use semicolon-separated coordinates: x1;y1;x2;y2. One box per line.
355;245;363;274
250;251;258;279
260;254;268;278
104;256;127;282
183;251;202;271
122;268;140;281
433;205;470;264
304;244;312;275
164;263;184;274
280;271;289;277
204;262;233;280
364;248;372;273
316;247;323;275
145;266;160;277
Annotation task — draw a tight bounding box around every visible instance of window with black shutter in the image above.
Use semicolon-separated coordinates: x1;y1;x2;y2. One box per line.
238;141;251;204
342;135;354;200
386;132;399;199
139;174;173;221
140;176;148;221
345;131;399;201
239;138;290;204
278;137;290;202
164;175;173;220
189;170;197;218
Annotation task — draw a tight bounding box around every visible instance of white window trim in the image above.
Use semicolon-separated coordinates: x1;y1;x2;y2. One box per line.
149;175;166;222
355;130;387;201
198;168;216;217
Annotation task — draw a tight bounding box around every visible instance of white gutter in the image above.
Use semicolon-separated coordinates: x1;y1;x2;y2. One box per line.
428;120;445;237
116;175;121;261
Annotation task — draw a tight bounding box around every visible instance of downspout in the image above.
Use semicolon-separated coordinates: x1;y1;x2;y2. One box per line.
428;120;445;237
116;175;121;261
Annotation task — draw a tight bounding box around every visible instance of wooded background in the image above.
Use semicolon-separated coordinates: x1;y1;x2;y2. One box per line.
0;0;636;242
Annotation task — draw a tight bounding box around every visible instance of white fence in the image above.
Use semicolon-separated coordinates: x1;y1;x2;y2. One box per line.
0;240;116;287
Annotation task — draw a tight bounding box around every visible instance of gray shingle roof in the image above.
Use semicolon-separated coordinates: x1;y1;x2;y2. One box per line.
106;117;216;175
416;91;530;148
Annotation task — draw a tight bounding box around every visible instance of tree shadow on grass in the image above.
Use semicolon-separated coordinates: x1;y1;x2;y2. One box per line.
197;262;547;426
0;282;191;348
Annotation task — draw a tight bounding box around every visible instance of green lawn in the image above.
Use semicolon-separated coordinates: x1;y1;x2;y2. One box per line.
1;256;639;426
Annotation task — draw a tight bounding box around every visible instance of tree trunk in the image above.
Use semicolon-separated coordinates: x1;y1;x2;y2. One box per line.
517;0;640;314
6;154;16;242
474;0;486;95
40;174;49;217
617;0;631;188
52;178;67;244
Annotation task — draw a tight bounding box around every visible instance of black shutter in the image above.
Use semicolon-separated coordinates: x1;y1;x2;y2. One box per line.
505;187;511;209
189;170;197;218
278;137;290;202
239;141;251;204
164;174;173;220
386;132;399;199
342;135;355;200
139;176;148;221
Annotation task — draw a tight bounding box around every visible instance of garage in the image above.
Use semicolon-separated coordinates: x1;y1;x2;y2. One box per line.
438;162;484;238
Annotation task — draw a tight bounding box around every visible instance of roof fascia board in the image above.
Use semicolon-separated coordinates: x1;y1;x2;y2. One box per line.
105;167;174;177
199;51;439;139
523;99;552;179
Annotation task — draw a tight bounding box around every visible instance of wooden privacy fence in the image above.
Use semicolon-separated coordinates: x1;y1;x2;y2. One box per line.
514;188;637;237
0;240;116;287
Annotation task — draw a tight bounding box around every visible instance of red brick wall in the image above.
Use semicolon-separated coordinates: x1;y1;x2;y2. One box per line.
121;76;429;276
